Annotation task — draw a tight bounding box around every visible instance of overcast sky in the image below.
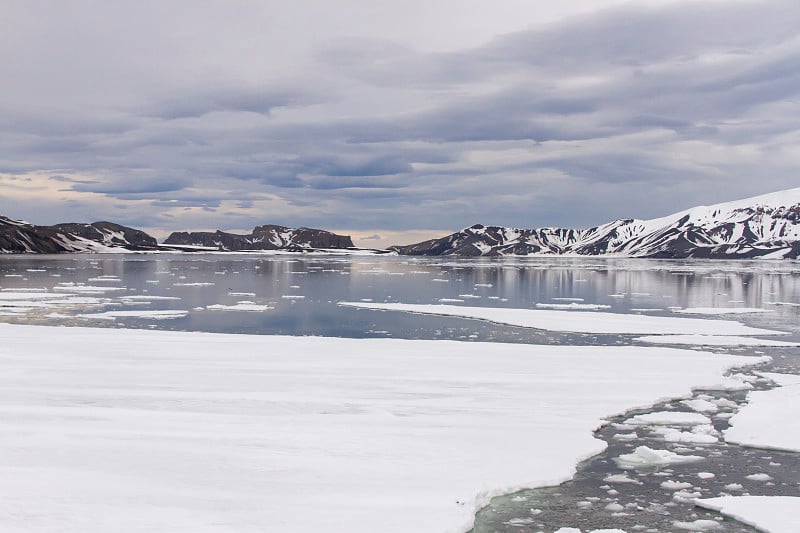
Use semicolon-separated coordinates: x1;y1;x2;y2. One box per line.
2;0;799;246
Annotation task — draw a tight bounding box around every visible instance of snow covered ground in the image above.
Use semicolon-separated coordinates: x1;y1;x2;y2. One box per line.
0;323;765;533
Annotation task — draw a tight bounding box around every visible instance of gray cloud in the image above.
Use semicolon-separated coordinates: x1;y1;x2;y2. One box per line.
1;0;800;235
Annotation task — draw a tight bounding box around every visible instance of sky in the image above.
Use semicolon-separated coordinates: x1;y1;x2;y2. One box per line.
2;0;799;247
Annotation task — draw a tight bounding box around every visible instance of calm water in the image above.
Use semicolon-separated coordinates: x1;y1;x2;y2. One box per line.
2;253;799;533
1;253;799;343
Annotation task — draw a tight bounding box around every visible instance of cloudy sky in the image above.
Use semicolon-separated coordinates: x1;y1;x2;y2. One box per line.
2;0;799;246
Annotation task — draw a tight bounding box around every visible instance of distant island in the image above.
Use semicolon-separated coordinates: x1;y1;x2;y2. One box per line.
2;188;799;259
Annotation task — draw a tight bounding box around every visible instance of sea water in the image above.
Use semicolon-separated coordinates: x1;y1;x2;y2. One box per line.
1;253;798;532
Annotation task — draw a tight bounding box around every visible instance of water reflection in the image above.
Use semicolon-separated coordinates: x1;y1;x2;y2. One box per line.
0;254;798;341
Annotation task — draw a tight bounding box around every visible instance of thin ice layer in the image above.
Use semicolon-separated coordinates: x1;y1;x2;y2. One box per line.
724;373;800;452
0;323;765;533
338;302;785;336
634;335;800;347
695;496;800;533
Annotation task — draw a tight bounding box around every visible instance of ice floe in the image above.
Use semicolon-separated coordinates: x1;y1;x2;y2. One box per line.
205;302;273;312
634;334;800;347
614;446;704;469
338;302;786;336
695;496;800;533
724;373;800;452
0;324;762;533
535;303;611;310
77;310;188;320
671;307;770;315
623;412;712;426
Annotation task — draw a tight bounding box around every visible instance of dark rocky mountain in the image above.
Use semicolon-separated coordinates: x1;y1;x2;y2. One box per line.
163;224;355;251
392;188;800;259
0;217;158;253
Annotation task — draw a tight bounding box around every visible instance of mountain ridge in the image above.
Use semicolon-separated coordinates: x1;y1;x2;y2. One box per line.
390;188;800;259
2;188;800;257
162;224;355;251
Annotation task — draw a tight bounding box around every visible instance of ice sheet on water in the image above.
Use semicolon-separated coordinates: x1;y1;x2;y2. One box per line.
695;496;800;533
634;335;799;347
672;307;770;315
77;310;188;320
724;373;800;452
206;302;273;312
0;323;762;533
338;302;786;335
535;302;611;310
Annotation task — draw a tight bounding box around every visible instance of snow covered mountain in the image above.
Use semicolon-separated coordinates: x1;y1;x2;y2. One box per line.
0;217;158;253
163;224;355;251
392;188;800;259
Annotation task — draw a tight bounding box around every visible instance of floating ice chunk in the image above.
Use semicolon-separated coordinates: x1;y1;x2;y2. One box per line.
697;472;715;479
696;496;800;533
697;374;756;392
680;399;718;413
119;295;181;301
624;412;711;426
0;291;74;300
612;433;638;441
228;292;256;297
173;282;215;287
711;398;737;409
656;428;718;444
503;517;535;526
672;308;770;315
673;489;702;502
660;480;693;490
764;301;800;307
634;335;800;347
614;446;704;469
744;473;773;482
724;373;800;452
535;303;611;310
555;528;582;533
77;310;188;320
206;303;273;312
605;502;624;512
54;285;128;293
673;519;721;531
438;298;464;303
603;473;642;485
723;483;743;491
281;295;305;300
